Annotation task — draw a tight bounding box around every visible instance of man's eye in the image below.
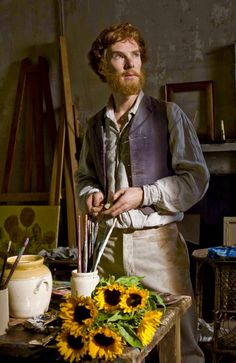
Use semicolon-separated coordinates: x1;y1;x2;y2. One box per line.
113;53;123;60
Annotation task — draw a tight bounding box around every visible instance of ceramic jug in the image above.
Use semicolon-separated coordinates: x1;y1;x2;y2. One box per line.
4;254;52;318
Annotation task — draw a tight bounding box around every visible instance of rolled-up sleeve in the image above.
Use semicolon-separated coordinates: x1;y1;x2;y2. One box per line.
142;102;210;213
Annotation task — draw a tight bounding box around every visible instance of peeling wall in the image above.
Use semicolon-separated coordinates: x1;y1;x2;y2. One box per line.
0;0;236;188
64;0;236;129
0;0;61;190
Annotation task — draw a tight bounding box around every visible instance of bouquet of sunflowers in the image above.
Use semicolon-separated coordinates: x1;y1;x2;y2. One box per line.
56;275;165;362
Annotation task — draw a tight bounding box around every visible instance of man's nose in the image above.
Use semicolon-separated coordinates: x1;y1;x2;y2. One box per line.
124;57;134;69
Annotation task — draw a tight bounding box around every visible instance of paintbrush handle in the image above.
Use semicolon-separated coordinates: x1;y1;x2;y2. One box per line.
76;215;82;273
0;256;7;286
2;238;29;289
0;241;12;288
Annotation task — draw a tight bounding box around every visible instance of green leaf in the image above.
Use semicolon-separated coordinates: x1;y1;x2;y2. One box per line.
97;275;116;286
116;276;144;287
108;312;136;323
95;311;111;323
149;291;166;310
108;311;126;322
117;325;143;348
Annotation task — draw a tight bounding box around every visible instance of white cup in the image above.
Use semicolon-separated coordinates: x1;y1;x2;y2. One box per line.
0;288;9;335
70;270;99;297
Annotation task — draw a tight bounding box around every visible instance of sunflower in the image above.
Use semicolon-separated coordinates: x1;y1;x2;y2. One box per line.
88;326;124;361
56;328;88;363
119;286;149;313
59;295;98;334
94;283;125;311
137;310;163;346
56;276;166;362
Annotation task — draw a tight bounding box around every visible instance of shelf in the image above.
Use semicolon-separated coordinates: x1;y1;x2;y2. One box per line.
201;142;236;152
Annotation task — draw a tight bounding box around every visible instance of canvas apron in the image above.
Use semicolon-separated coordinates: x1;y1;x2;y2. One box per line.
97;222;205;363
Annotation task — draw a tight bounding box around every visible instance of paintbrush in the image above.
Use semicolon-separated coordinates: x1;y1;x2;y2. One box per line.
0;240;12;288
88;219;99;272
76;214;82;273
2;237;30;290
91;218;117;272
82;214;88;272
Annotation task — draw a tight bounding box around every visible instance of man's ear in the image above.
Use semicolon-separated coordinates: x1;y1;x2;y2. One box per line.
98;60;108;83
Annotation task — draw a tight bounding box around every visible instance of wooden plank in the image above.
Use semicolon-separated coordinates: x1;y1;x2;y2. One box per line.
0;192;49;203
64;149;77;247
2;58;31;193
39;56;57;151
59;36;78;196
175;317;181;363
23;74;34;191
59;35;80;247
49;111;65;206
33;66;45;191
73;104;82;161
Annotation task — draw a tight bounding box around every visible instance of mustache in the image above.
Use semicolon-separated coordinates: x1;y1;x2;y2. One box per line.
122;71;140;77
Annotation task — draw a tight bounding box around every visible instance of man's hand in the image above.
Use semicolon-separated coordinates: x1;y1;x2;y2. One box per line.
86;191;105;217
102;187;143;217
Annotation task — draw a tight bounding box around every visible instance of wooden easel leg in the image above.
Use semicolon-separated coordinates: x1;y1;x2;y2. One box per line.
49;111;65;206
64;149;77;247
2;58;31;193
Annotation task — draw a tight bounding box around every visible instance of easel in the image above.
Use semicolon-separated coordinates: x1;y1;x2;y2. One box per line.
0;54;68;236
1;40;82;252
1;56;57;203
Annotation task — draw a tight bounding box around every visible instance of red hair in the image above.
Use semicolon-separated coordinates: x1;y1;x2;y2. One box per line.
88;23;147;82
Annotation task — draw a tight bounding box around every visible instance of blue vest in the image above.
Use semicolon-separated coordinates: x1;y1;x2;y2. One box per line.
87;95;173;212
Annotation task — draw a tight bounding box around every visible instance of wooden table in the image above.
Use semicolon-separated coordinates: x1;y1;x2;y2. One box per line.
0;295;191;363
122;295;191;363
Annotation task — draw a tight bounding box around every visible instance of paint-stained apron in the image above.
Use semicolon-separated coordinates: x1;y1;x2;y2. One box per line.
97;222;205;363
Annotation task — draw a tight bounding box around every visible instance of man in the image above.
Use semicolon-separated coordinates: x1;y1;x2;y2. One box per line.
76;23;209;363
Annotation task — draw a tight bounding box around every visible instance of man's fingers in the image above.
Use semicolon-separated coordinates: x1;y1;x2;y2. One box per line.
102;187;143;217
93;193;104;207
86;192;104;216
102;199;128;217
112;189;125;202
86;194;94;210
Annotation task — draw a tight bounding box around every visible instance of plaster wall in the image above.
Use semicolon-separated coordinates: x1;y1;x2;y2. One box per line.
0;1;235;226
63;0;236;138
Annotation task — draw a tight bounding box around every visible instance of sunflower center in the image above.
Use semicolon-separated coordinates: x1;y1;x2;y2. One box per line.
74;305;91;323
94;333;115;347
127;293;141;307
104;289;121;306
67;334;84;350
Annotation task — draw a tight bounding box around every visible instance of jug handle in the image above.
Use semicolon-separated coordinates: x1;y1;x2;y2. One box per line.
33;279;49;294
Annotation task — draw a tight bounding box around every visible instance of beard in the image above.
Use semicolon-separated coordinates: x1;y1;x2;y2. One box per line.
105;69;145;96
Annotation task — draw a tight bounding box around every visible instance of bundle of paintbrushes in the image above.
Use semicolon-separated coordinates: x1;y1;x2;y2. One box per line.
90;218;117;272
0;237;30;290
76;215;99;273
76;214;117;273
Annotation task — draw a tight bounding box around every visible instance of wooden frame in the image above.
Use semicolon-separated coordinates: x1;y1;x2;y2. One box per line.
165;81;215;142
223;217;236;246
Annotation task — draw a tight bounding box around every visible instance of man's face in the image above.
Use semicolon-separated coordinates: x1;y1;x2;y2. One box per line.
101;39;144;95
